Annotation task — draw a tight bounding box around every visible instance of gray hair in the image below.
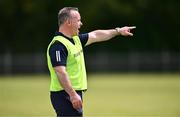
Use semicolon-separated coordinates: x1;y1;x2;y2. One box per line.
58;7;79;26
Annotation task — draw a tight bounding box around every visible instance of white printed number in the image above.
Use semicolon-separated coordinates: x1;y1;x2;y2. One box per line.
56;51;61;62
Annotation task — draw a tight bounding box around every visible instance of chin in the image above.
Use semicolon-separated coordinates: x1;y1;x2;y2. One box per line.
73;29;79;35
73;32;78;36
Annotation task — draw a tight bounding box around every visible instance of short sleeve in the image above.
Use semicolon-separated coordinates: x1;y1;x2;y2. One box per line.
79;33;89;47
49;41;68;67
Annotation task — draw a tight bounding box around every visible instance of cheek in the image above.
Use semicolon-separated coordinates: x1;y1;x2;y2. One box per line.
72;21;78;27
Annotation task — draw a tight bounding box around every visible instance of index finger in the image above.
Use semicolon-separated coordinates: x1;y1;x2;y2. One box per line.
129;26;136;29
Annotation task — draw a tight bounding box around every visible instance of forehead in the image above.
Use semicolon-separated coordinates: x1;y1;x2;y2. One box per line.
70;10;81;19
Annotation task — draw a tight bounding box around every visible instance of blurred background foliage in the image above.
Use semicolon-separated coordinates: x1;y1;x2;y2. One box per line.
0;0;180;54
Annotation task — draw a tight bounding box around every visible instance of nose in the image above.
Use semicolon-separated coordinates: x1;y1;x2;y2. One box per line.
80;21;83;26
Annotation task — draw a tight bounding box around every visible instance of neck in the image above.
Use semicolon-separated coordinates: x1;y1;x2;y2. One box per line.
59;26;73;38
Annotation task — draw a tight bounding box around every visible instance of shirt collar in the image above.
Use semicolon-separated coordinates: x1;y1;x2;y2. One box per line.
55;31;72;40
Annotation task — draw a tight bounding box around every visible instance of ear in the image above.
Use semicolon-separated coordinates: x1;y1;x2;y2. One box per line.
67;19;71;26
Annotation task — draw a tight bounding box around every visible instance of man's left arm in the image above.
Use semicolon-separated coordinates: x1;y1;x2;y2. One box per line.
86;26;136;46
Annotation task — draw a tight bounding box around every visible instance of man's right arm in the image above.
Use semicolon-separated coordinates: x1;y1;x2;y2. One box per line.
54;66;82;110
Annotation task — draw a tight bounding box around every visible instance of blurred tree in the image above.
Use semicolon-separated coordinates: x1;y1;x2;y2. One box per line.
0;0;179;54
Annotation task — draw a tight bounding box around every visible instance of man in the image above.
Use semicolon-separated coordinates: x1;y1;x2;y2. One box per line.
47;7;136;117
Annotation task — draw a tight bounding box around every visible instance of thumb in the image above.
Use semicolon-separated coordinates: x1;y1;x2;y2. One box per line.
126;31;133;36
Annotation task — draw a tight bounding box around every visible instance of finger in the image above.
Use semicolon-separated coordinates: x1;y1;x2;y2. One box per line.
129;26;136;29
72;102;78;109
77;100;82;109
126;32;133;36
79;100;83;108
73;101;82;110
76;108;83;113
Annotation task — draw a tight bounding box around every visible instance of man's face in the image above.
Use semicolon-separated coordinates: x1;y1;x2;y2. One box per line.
69;11;82;36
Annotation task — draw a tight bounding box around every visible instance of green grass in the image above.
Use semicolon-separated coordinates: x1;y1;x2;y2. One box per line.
0;74;180;117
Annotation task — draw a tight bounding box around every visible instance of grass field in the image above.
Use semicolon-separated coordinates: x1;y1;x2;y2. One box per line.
0;73;180;117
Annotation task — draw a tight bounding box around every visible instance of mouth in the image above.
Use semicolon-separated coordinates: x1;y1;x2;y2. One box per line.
77;27;80;32
78;26;81;30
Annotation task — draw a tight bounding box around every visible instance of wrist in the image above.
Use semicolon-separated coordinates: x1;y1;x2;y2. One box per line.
115;27;119;32
115;27;121;35
69;89;77;97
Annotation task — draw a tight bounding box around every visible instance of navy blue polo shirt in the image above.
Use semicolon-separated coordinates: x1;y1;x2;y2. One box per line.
49;32;88;67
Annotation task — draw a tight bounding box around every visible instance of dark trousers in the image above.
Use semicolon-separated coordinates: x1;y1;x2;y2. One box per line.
50;90;83;117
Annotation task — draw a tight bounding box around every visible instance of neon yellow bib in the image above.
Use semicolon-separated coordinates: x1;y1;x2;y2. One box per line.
47;35;87;91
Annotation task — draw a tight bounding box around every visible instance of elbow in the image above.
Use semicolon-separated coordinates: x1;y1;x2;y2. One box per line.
54;66;67;76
